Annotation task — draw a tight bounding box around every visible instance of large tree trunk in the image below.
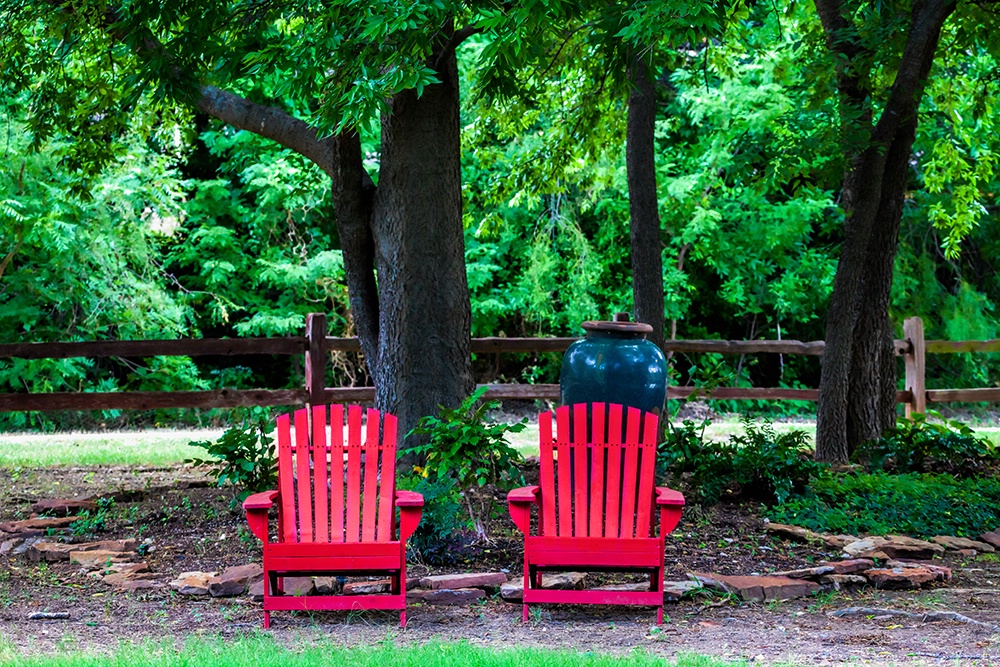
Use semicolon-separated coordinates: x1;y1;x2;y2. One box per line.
626;52;665;351
370;37;474;440
814;0;956;462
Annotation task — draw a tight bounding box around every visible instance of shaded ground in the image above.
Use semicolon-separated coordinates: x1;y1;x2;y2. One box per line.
1;464;999;665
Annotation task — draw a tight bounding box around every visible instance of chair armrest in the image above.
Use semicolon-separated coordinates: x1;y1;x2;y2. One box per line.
655;487;685;506
243;490;279;510
507;485;540;503
395;490;424;507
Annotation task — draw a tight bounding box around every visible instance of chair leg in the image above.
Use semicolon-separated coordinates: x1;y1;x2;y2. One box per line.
656;606;663;626
263;611;271;629
400;610;407;627
522;604;529;623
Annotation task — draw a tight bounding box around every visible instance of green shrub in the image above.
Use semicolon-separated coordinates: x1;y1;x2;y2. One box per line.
659;416;825;505
397;475;481;566
854;411;999;478
187;407;277;510
403;386;526;540
772;472;1000;538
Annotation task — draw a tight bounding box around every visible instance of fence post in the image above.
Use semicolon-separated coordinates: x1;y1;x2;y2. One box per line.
903;316;926;417
305;313;328;408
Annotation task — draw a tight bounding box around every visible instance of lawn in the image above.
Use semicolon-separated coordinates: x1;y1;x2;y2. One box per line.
0;638;747;667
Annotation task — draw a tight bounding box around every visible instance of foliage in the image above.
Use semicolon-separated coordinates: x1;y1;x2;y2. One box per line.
69;498;115;537
854;411;1000;478
772;472;1000;539
187;408;277;509
396;475;481;567
403;386;526;540
659;416;825;505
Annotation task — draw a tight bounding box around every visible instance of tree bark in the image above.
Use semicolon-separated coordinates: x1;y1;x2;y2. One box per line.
370;34;474;441
814;0;956;462
626;51;665;351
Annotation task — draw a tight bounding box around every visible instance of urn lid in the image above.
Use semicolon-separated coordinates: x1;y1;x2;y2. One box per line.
581;312;652;335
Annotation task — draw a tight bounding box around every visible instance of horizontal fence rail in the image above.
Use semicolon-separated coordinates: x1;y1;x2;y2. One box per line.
0;314;991;414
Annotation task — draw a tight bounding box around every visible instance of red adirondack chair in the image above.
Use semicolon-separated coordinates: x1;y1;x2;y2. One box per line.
507;402;684;624
243;405;423;628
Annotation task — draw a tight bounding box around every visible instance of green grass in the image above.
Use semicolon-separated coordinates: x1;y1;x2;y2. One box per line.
0;637;748;667
0;429;220;467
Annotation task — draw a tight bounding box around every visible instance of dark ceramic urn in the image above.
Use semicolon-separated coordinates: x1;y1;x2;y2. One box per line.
559;313;667;415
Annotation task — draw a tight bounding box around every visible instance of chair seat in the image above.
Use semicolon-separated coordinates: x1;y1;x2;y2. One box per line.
265;540;403;572
527;536;662;569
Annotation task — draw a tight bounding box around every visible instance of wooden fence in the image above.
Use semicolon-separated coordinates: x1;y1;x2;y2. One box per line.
0;314;996;415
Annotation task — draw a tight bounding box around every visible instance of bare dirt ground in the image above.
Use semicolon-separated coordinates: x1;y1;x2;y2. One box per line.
1;464;999;665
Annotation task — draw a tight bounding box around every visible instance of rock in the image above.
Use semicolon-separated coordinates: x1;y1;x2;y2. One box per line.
8;537;46;557
842;536;944;560
0;516;82;534
27;612;70;620
956;548;978;557
537;572;587;589
690;572;820;601
979;530;1000;549
248;580;265;602
92;562;149;577
500;582;523;600
209;564;264;597
30;499;97;517
70;550;133;570
931;536;995;553
407;588;485;605
884;560;951;582
765;523;856;549
314;577;341;595
419;572;507;590
819;574;868;590
771;565;836;579
1;538;25;556
342;579;390;595
663;580;701;601
28;540;137;563
169;571;218;595
282;577;316;596
594;583;650;592
817;559;876;575
406;577;421;591
103;571;166;591
865;567;937;589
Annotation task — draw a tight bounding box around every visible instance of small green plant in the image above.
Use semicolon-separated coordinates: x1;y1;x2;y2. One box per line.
659;415;826;505
397;474;477;566
403;386;526;540
187;407;277;510
70;498;115;536
854;411;999;478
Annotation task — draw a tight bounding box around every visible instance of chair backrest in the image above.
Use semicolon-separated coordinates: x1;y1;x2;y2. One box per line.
538;403;659;539
276;405;398;544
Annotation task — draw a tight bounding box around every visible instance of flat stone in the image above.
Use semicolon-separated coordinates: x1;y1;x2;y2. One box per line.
407;588;485;605
690;572;820;601
538;572;587;589
342;579;390;595
209;563;264;597
282;576;316;596
980;530;1000;549
500;581;523;600
419;572;507;590
30;499;97;517
957;548;978;557
28;540;137;563
103;571;166;591
865;567;937;589
70;550;133;570
314;577;340;595
817;559;876;574
8;537;45;557
765;523;856;549
771;565;836;580
90;562;149;577
1;538;25;556
884;559;951;582
248;580;265;602
820;574;868;590
842;536;944;560
405;577;421;591
169;571;217;595
594;582;651;591
931;536;995;553
0;516;82;534
664;580;701;601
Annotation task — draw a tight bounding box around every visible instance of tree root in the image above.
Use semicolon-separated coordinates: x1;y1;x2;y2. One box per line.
829;606;1000;633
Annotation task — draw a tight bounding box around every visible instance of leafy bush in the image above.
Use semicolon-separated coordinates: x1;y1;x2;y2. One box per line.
397;475;482;566
70;497;115;536
659;416;825;505
403;386;526;540
854;411;999;478
187;407;277;509
772;472;1000;538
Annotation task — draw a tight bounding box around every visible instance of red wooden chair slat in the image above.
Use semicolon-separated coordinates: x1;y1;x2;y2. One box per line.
376;414;397;542
538;411;556;536
507;402;685;625
345;405;363;543
243;404;423;629
635;413;658;537
328;404;345;543
276;414;297;544
604;404;623;538
588;403;606;538
555;406;572;537
572;403;589;537
312;405;329;543
619;407;641;539
361;409;381;542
